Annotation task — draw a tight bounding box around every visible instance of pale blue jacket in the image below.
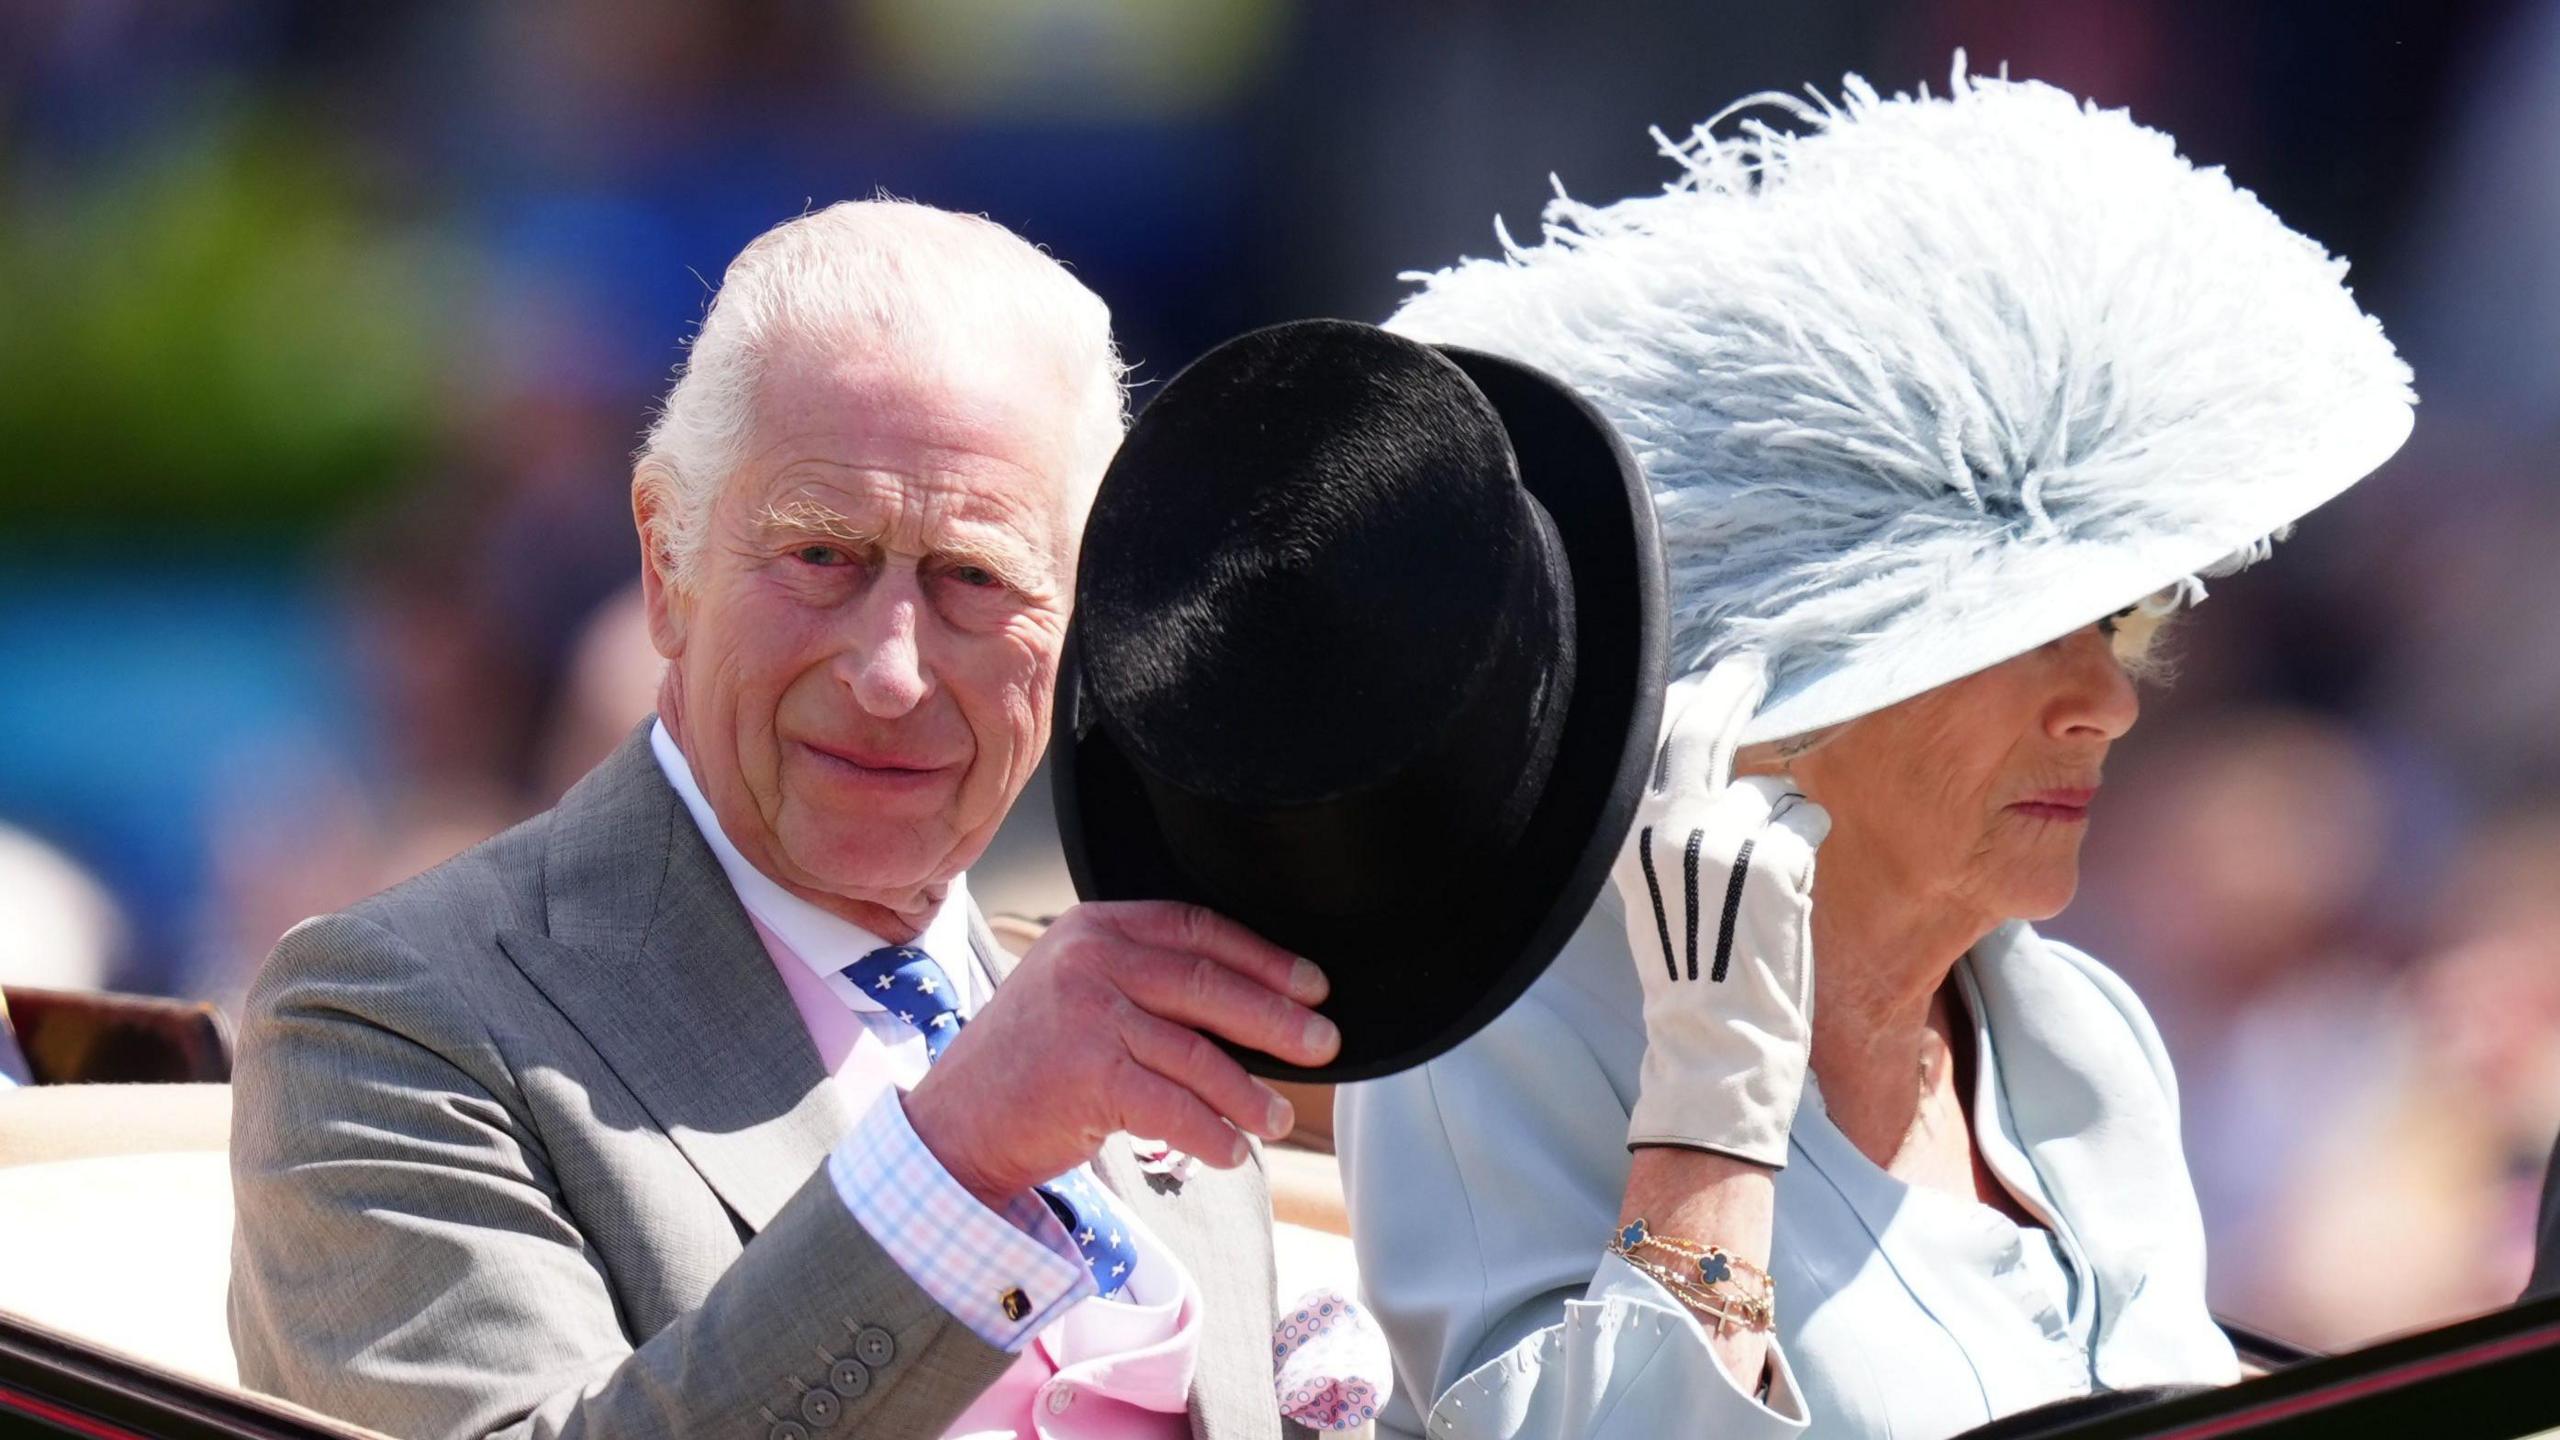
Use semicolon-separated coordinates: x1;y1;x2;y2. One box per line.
1338;898;2238;1439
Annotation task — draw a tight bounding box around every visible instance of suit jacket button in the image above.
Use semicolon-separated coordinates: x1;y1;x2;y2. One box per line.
769;1423;808;1440
828;1357;871;1398
853;1325;896;1368
799;1389;840;1428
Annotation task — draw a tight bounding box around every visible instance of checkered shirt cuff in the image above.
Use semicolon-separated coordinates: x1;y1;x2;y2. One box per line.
828;1090;1095;1351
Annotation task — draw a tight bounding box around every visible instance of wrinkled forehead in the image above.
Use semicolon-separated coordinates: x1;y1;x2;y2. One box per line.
736;342;1098;517
762;334;1089;455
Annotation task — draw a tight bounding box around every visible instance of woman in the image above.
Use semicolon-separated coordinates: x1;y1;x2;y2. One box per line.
1337;61;2413;1439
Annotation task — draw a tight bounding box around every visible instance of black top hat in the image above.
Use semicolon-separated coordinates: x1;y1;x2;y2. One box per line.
1052;319;1666;1081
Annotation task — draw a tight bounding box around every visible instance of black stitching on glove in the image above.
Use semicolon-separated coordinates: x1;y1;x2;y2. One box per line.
1683;828;1706;981
1713;839;1755;984
1639;827;1677;982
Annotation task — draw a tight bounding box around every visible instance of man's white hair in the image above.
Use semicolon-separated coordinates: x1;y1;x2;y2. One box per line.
636;199;1126;586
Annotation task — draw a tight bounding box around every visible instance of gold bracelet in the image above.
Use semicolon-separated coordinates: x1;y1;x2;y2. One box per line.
1608;1219;1775;1333
1623;1222;1773;1290
1617;1253;1772;1335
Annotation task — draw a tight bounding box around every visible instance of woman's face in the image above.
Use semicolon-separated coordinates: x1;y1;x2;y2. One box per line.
1782;619;2144;929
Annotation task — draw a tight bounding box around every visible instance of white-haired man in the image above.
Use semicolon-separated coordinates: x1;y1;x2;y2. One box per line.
229;200;1339;1440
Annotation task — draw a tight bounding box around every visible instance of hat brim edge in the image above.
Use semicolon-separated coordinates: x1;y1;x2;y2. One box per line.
1737;398;2415;745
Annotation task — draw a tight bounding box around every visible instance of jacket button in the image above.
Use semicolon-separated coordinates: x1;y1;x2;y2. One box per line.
769;1424;808;1440
828;1357;871;1399
799;1389;840;1428
853;1326;896;1368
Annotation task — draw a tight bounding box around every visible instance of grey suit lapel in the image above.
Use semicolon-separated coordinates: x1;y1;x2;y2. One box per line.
1095;1134;1280;1440
973;917;1274;1440
965;907;1018;986
1092;1140;1220;1440
495;723;857;1234
965;893;1287;1438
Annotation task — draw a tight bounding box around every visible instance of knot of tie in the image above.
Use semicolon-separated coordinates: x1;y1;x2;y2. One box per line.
841;944;964;1060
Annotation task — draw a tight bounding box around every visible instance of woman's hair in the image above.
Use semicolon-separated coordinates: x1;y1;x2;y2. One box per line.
2106;587;2184;684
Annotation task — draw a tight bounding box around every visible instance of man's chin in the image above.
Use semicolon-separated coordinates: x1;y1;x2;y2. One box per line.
776;822;967;908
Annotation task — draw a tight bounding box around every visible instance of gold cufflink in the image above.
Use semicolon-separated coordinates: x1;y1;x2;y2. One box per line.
1001;1287;1030;1322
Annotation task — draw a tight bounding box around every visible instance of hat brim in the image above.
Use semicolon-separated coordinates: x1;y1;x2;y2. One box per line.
1054;343;1667;1083
1741;398;2414;744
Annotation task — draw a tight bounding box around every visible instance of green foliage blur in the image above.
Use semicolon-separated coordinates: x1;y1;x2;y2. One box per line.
0;107;454;543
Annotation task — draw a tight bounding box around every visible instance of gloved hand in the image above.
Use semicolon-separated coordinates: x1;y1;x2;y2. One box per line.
1612;655;1831;1168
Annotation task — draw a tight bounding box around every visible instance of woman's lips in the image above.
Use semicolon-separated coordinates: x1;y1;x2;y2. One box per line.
2008;787;2097;822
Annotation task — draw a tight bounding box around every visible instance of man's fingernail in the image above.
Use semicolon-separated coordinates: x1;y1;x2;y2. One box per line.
1266;1093;1295;1138
1303;1013;1340;1056
1228;1132;1250;1165
1291;958;1329;1002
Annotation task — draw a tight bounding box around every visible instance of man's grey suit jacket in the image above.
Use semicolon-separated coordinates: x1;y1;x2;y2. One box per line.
229;725;1292;1440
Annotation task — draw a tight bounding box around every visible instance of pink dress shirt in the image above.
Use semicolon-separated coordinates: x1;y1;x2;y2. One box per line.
652;723;1198;1438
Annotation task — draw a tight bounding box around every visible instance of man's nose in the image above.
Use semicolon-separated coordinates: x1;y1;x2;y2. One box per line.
840;575;931;719
2048;626;2139;742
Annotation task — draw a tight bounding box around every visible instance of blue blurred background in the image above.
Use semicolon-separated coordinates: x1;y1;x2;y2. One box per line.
4;0;2558;1352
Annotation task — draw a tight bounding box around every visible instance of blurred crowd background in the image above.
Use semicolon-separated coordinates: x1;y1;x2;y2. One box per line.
4;0;2556;1354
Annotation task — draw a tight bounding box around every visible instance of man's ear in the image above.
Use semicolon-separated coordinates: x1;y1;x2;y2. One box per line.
633;474;690;660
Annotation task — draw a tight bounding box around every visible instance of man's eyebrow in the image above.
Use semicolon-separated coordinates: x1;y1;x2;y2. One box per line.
754;498;879;545
941;529;1051;586
754;497;1054;586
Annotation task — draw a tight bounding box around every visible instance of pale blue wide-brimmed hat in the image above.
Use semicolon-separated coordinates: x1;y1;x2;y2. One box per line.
1387;57;2415;744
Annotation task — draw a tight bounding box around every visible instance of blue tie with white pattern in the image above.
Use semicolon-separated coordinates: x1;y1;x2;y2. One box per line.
840;942;1137;1298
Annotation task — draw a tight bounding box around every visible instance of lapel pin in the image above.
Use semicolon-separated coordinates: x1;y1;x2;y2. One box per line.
1130;1137;1195;1194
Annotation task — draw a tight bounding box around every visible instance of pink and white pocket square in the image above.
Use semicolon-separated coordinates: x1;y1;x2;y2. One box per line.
1272;1288;1391;1431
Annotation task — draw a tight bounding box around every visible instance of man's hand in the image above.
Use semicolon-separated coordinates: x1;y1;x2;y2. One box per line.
1613;655;1830;1168
903;902;1338;1206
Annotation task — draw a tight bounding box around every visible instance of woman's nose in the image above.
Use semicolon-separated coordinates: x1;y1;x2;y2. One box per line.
2048;627;2139;742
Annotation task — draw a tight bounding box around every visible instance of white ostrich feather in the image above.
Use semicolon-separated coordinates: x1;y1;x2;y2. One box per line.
1388;56;2414;739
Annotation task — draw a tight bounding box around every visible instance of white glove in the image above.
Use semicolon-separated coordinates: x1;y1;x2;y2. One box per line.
1613;656;1831;1168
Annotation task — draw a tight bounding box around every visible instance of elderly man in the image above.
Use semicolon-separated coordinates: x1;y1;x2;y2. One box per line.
228;200;1340;1440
